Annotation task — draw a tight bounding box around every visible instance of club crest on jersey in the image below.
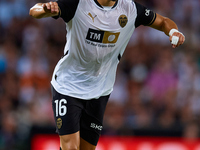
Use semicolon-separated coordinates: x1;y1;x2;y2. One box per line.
118;14;128;28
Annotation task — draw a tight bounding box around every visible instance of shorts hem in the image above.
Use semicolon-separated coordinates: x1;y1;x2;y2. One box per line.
80;129;100;146
58;129;80;136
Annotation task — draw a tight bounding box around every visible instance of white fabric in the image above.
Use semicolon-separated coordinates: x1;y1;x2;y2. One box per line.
102;6;112;10
169;28;179;36
171;36;179;45
51;0;137;99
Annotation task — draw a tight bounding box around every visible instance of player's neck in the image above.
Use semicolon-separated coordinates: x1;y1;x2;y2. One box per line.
96;0;116;7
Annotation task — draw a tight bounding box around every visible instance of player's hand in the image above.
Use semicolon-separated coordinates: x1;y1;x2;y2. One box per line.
169;31;185;48
42;2;59;15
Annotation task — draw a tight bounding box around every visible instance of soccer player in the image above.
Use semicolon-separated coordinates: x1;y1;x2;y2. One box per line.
29;0;185;150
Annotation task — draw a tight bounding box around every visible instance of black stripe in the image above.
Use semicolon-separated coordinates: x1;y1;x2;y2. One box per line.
112;0;118;8
134;2;156;28
118;54;121;61
94;0;103;8
64;50;69;56
55;75;57;81
53;0;79;23
147;13;156;26
94;0;118;9
61;50;69;58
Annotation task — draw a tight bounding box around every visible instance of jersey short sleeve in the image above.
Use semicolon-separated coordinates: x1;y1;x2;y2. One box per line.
134;2;156;28
53;0;79;23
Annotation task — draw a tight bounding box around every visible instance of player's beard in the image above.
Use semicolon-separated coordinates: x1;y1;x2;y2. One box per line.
111;0;117;1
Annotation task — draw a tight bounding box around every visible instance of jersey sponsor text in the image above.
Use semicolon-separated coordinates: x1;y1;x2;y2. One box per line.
86;28;120;44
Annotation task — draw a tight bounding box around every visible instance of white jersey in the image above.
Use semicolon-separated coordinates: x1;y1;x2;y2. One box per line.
51;0;156;99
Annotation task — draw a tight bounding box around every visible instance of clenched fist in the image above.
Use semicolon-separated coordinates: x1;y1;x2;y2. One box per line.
169;29;185;48
42;1;59;14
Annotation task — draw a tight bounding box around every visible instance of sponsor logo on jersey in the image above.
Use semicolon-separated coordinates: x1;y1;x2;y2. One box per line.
118;14;128;28
86;28;120;44
57;118;62;129
88;13;97;22
90;123;103;131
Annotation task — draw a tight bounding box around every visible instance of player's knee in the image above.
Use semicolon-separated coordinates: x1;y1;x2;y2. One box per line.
62;147;79;150
60;135;80;150
61;145;79;150
61;140;79;150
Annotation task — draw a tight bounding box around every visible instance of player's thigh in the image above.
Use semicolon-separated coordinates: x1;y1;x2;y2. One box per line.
51;86;83;140
80;95;109;146
60;131;80;150
80;138;96;150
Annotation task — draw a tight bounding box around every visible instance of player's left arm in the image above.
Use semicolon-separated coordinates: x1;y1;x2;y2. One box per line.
149;13;185;48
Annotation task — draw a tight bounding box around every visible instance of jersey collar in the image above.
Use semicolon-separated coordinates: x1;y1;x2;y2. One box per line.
94;0;118;9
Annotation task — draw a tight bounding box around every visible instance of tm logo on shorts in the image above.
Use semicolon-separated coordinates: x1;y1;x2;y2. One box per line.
90;123;103;131
86;28;120;44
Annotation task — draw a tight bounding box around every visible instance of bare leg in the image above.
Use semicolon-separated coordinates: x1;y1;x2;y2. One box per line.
60;131;80;150
80;138;96;150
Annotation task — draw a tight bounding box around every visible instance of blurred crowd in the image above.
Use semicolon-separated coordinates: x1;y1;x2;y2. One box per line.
0;0;200;149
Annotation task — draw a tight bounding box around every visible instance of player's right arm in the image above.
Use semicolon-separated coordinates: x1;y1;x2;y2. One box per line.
29;2;60;19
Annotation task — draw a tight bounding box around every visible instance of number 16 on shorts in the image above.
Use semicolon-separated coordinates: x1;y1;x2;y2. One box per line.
54;99;67;117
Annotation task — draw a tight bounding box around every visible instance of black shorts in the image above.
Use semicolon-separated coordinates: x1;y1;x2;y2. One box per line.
51;86;109;146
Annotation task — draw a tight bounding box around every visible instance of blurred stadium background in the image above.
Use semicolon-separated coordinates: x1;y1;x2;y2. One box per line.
0;0;200;149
